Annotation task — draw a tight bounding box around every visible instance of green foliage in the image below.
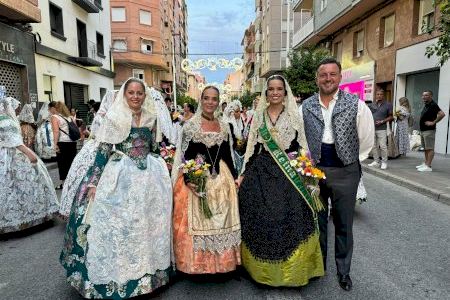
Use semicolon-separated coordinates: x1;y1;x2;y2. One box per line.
283;46;330;99
425;0;450;66
177;92;198;110
240;90;259;109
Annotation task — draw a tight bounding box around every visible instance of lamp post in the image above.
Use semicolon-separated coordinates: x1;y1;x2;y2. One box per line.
172;32;181;110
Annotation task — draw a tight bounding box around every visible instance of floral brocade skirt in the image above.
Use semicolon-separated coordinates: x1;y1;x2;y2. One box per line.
173;160;241;274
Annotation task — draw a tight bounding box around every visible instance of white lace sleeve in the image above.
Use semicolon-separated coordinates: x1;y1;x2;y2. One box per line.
0;116;23;148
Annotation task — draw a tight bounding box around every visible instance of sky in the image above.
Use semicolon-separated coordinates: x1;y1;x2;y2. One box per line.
186;0;255;84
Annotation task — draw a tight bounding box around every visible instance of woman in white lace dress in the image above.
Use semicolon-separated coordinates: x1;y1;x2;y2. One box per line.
35;102;57;160
60;78;173;299
58;90;117;219
0;97;58;234
395;97;411;155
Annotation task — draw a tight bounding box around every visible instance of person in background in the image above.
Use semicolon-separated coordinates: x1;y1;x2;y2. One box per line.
395;97;412;156
49;101;78;189
368;89;393;170
0;96;58;234
17;103;37;150
416;90;445;172
35;102;57;160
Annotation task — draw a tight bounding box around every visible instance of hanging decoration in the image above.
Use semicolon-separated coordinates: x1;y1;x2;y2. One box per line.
181;57;244;73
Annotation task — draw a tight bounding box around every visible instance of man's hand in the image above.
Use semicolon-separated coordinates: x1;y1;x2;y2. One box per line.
424;121;435;126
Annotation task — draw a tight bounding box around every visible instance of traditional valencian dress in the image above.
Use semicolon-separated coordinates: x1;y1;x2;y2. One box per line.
60;79;173;299
0;97;58;234
238;76;324;286
173;114;241;274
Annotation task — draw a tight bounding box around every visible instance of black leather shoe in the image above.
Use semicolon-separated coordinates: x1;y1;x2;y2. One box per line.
338;274;352;291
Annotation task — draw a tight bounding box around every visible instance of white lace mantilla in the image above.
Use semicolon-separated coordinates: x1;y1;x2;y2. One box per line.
257;110;300;151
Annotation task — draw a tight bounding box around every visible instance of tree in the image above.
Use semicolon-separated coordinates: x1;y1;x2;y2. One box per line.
176;92;198;111
239;90;259;109
425;0;450;66
283;46;330;99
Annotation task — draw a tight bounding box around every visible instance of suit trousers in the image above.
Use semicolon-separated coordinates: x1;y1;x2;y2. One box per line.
318;162;360;276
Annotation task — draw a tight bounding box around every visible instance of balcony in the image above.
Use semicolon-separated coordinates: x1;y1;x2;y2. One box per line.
293;16;314;49
72;0;100;13
0;0;41;22
70;40;103;67
293;0;313;12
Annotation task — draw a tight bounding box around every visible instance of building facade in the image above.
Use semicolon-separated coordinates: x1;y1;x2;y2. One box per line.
32;0;114;119
259;0;302;78
0;0;41;107
293;0;449;154
186;73;204;101
111;0;187;97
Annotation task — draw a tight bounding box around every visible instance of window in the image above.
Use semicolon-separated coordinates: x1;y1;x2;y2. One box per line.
43;75;53;102
141;39;153;54
112;39;127;52
132;69;145;81
380;14;395;48
49;2;64;38
333;41;343;62
96;32;105;57
139;10;152;26
353;30;364;58
111;7;126;22
321;0;328;11
100;87;107;100
418;0;434;34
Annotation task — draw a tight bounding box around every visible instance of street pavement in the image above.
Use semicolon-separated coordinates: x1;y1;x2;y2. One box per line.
363;151;450;204
1;173;449;300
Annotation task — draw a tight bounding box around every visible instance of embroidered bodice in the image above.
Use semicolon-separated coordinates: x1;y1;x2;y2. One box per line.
88;127;156;187
112;127;154;170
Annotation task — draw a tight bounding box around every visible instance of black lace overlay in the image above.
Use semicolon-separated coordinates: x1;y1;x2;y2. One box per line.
184;139;237;179
239;136;315;262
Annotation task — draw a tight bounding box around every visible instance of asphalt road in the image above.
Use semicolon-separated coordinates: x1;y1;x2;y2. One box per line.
1;173;449;300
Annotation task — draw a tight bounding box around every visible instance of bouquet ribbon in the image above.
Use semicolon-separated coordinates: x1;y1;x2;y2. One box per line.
259;114;324;217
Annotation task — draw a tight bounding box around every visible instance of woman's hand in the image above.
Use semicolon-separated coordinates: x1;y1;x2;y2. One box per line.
54;144;60;153
87;187;96;200
235;176;244;189
186;182;199;195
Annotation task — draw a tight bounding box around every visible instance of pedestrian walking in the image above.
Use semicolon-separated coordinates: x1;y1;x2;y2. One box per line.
17;103;37;150
368;89;393;169
35;102;57;160
49;101;78;189
237;75;324;287
416;90;445;172
60;78;173;299
0;96;58;234
172;86;241;275
302;57;374;291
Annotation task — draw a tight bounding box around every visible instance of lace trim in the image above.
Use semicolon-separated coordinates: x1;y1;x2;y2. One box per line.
192;230;241;253
181;118;229;152
257;111;297;151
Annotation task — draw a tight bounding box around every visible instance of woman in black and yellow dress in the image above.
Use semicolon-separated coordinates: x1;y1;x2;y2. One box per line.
236;75;324;286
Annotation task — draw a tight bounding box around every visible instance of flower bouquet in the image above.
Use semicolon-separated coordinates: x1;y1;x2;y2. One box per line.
159;143;176;172
288;149;326;212
180;155;213;219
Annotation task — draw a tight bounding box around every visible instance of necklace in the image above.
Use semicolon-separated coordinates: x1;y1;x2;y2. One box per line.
205;143;221;179
201;113;215;121
267;107;284;135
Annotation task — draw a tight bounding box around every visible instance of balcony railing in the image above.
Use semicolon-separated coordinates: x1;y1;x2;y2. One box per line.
70;40;103;67
72;0;100;13
293;16;314;48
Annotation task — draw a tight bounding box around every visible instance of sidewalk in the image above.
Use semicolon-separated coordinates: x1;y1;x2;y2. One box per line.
363;151;450;205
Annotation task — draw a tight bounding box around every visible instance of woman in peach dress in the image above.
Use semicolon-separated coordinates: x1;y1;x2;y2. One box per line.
172;86;241;274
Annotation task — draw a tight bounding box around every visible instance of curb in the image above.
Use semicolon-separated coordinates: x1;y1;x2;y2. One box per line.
362;165;450;206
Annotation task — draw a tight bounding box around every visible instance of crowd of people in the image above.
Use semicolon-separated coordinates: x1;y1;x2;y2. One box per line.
0;56;446;299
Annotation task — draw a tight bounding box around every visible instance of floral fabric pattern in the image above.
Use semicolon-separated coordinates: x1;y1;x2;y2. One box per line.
60;127;173;299
395;106;410;155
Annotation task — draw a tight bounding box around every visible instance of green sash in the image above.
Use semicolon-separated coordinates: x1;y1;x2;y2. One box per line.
259;113;319;216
